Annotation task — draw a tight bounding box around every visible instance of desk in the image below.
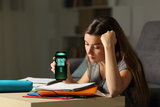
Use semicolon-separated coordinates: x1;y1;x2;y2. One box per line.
0;92;125;107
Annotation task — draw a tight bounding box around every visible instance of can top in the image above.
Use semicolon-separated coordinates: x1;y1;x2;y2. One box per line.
55;52;66;56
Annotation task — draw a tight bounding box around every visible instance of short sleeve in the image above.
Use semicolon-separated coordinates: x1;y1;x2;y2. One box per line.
118;60;129;71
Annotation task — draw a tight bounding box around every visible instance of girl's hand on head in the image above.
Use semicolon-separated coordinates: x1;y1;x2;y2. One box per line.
101;30;117;48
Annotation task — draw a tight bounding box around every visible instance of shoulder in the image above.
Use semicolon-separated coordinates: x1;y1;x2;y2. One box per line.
118;59;129;71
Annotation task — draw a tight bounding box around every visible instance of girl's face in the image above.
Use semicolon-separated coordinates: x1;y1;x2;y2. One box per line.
84;34;105;63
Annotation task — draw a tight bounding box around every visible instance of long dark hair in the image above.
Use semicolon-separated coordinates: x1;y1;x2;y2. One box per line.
85;16;150;106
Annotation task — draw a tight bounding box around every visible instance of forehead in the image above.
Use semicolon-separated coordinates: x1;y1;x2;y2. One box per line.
84;34;101;44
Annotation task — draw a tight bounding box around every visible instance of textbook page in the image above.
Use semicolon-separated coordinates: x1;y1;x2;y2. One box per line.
95;90;106;96
35;82;95;91
20;77;56;84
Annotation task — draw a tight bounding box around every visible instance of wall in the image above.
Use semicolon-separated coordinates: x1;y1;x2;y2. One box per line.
119;0;160;47
1;0;160;79
0;0;57;79
54;0;160;47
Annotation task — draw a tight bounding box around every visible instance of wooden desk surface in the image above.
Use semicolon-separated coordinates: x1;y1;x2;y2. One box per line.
0;92;125;107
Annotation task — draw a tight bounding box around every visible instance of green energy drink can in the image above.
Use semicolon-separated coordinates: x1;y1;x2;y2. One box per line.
55;51;67;80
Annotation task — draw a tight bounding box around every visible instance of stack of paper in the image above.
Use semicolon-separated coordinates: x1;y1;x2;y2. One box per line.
35;82;95;92
20;77;57;88
20;77;106;97
20;77;56;84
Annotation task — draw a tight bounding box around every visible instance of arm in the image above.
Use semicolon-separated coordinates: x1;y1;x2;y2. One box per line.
77;70;90;83
63;60;77;83
64;63;89;83
63;66;89;83
101;31;133;97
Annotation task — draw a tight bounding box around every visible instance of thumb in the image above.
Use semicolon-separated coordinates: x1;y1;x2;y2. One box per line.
66;60;71;73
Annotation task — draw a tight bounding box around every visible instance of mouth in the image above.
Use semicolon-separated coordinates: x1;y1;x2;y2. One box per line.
89;56;95;60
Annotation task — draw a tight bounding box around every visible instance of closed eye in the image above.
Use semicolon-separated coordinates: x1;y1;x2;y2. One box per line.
94;46;100;49
85;43;89;46
84;40;89;46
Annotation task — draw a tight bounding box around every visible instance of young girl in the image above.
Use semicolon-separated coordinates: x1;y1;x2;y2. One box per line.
51;16;150;107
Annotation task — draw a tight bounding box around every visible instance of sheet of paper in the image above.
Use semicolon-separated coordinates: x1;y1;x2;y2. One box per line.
33;83;46;87
94;90;106;97
35;82;95;91
20;77;56;84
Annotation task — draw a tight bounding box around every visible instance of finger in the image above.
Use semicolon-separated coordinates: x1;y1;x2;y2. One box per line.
51;66;55;74
50;62;56;68
66;60;71;66
66;60;70;73
53;61;56;66
53;57;55;60
51;57;56;68
111;30;116;35
51;68;55;74
50;63;52;67
50;62;56;74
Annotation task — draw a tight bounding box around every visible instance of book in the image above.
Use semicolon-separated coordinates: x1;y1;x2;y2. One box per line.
92;0;107;6
35;82;95;92
79;9;94;34
38;85;98;96
23;85;105;100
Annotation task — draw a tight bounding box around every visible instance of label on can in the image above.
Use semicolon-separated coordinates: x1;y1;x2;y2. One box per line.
55;51;67;80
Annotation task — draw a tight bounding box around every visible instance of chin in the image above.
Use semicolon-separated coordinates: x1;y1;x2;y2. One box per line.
89;59;99;63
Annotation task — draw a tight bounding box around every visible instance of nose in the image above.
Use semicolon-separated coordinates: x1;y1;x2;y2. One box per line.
86;46;93;55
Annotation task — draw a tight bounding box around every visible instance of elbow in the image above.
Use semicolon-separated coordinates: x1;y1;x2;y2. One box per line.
109;90;120;98
110;93;117;98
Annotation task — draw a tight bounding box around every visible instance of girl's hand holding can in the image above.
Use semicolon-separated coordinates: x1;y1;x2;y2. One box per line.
50;57;56;74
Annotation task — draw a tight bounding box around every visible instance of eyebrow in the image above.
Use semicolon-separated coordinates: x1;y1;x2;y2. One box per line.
93;43;102;45
84;40;102;45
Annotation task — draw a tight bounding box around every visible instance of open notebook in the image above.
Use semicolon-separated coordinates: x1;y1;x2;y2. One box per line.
20;77;57;88
20;77;56;84
35;82;95;92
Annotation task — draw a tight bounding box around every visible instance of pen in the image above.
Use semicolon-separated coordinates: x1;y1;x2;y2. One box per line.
47;80;63;85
